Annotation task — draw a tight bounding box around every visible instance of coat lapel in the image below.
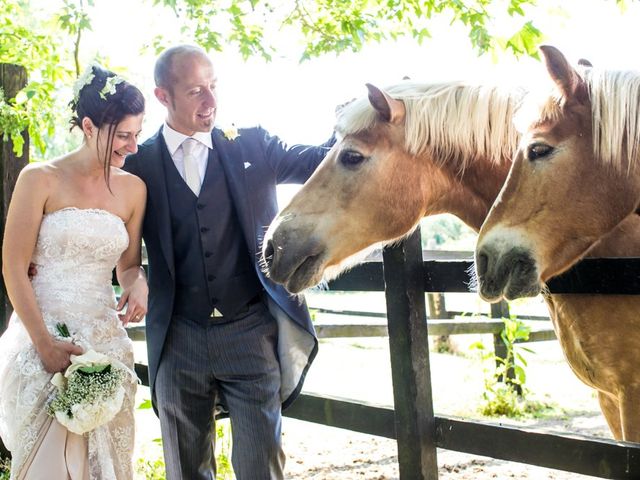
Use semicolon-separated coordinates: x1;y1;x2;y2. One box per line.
143;129;175;277
212;128;257;256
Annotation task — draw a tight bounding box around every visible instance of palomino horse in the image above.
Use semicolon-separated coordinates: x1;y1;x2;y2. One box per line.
263;73;640;442
475;45;640;301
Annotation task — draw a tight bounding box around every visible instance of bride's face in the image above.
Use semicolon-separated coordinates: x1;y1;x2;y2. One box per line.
98;113;144;168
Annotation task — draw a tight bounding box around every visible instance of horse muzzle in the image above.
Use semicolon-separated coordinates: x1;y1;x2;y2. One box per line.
262;227;328;294
475;244;541;302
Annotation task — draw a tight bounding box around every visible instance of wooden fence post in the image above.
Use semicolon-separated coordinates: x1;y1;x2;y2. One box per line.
428;292;452;352
383;227;438;479
0;63;28;334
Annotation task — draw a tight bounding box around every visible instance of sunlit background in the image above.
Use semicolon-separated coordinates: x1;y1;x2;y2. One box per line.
67;0;640;146
50;0;635;212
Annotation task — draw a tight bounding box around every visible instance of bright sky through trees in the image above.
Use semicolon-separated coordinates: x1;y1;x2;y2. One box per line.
76;0;640;146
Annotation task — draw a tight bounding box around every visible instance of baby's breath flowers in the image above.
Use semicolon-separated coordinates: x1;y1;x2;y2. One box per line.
47;323;135;434
99;75;124;100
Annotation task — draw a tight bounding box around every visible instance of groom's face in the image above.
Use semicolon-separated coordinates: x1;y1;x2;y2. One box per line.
159;53;218;136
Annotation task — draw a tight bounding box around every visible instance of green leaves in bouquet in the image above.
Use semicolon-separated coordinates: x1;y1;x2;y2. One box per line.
55;322;71;338
78;364;110;375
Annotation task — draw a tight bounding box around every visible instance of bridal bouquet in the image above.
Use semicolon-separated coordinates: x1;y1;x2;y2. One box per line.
47;323;131;434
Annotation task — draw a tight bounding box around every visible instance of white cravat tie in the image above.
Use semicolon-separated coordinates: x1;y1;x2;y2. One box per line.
182;137;201;196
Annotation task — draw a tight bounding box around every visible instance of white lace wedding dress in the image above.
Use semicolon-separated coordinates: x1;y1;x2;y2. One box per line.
0;208;136;479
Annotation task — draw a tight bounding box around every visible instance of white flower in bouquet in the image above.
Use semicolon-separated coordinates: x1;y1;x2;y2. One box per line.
48;324;135;435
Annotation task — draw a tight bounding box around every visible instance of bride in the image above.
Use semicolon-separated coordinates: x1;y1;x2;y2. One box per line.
0;64;148;479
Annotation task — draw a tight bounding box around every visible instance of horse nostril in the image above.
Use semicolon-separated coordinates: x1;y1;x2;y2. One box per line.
264;240;275;269
476;251;489;277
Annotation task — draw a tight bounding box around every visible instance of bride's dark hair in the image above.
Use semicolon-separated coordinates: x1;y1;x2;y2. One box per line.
70;64;145;188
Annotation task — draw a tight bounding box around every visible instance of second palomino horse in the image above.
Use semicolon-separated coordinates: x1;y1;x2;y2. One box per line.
475;46;640;441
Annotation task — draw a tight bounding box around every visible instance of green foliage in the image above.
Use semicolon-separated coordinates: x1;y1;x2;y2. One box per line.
58;0;95;76
0;0;78;157
215;420;234;479
0;457;9;480
0;0;563;160
285;0;543;60
135;455;166;479
137;398;153;410
151;0;273;59
155;0;543;61
135;398;233;479
470;315;543;417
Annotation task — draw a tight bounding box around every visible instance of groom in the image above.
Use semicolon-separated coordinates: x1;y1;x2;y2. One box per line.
124;45;331;479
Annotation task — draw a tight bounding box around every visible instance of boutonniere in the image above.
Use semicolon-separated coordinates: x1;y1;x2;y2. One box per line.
222;124;239;141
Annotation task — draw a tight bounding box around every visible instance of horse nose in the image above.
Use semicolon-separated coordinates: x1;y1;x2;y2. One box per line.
263;239;275;270
475;244;506;302
476;250;489;278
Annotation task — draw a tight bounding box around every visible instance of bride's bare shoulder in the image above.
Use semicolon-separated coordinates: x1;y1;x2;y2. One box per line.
17;161;60;189
22;154;79;186
112;168;146;194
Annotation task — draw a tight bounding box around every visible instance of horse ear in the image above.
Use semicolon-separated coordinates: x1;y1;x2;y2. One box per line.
366;83;405;125
540;45;588;103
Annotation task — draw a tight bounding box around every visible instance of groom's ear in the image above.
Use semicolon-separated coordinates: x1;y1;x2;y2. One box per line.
154;87;171;108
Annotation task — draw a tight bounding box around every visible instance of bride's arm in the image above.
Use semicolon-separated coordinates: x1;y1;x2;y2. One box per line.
2;165;83;372
115;175;147;326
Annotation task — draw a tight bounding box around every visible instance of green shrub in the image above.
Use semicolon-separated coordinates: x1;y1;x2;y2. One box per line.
471;316;548;417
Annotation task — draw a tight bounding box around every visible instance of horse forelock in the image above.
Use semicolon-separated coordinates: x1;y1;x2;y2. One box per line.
513;88;563;134
335;82;522;170
587;68;640;171
516;68;640;172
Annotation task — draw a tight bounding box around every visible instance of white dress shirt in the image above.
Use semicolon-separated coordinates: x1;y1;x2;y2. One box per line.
161;123;213;187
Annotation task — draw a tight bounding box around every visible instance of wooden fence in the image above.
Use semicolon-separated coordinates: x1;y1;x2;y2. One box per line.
125;232;640;479
279;232;640;479
3;62;640;478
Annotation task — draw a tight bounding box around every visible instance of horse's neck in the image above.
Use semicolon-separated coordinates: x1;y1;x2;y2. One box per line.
430;156;511;233
585;213;640;257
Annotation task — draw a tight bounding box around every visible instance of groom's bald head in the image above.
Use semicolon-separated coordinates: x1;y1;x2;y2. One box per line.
154;45;211;94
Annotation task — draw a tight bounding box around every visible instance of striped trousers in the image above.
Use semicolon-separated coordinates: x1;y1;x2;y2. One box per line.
155;300;285;479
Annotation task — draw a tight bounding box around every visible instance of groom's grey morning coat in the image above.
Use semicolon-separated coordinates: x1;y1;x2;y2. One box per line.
124;126;330;409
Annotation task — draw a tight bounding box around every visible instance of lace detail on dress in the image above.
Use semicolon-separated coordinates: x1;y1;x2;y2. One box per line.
0;208;136;479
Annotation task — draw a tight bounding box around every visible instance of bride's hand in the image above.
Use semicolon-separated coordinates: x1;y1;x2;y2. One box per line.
36;339;84;373
117;278;148;326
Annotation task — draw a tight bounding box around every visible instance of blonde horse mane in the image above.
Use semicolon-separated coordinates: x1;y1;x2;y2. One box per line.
518;68;640;171
335;81;523;170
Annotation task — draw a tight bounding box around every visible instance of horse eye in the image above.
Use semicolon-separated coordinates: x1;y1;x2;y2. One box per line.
339;150;368;169
527;143;554;161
